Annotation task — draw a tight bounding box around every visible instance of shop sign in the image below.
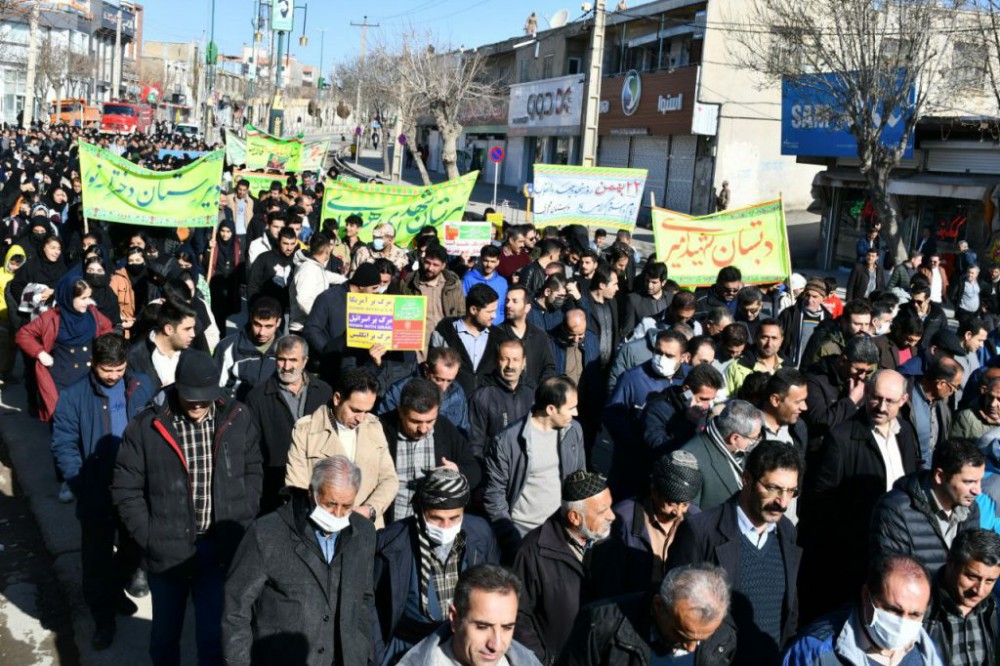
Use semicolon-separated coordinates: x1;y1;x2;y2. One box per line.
658;94;683;113
508;74;584;137
781;71;915;158
101;1;136;36
621;70;642;116
599;67;697;136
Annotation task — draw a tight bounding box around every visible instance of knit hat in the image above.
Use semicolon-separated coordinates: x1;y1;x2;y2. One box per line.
350;263;381;288
175;350;223;403
790;273;806;292
651;451;703;503
562;470;608;502
414;468;470;510
803;277;828;297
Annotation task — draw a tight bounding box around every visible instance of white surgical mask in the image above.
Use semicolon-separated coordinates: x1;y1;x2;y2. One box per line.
653;354;678;378
375;284;389;294
310;505;351;534
372;238;386;251
875;321;891;336
868;602;923;650
425;521;462;545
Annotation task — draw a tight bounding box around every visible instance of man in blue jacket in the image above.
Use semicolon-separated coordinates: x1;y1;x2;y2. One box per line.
373;468;500;664
51;332;157;650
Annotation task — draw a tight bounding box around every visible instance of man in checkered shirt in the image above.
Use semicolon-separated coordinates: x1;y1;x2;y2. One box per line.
113;348;262;666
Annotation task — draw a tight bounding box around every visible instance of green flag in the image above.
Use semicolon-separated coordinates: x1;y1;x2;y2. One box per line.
322;172;478;247
80;141;224;228
224;128;246;165
246;124;304;171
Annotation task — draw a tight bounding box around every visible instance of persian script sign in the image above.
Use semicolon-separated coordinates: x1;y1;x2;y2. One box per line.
80;141;223;227
322;172;478;247
346;293;427;351
652;199;792;287
532;164;647;230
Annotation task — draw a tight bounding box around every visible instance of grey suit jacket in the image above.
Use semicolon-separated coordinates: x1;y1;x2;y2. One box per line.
679;431;742;511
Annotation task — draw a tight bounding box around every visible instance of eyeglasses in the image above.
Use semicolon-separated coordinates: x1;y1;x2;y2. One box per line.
869;396;903;407
755;479;800;499
722;287;741;294
742;431;764;446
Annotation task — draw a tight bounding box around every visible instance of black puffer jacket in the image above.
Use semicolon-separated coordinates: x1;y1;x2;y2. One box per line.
869;470;980;577
467;374;535;459
111;391;262;573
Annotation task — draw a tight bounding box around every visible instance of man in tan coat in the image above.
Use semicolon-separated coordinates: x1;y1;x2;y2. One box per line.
285;367;399;527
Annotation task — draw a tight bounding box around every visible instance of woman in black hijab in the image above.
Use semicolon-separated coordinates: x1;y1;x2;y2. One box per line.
9;233;67;324
209;218;241;331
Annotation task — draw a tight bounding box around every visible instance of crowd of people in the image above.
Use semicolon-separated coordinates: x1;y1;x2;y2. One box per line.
8;122;1000;665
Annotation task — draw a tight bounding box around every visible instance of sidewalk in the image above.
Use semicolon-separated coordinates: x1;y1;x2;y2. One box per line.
0;372;196;665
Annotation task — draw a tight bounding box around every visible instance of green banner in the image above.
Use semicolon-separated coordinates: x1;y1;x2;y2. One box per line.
80;141;223;228
651;199;792;287
245;124;304;171
322;172;478;247
299;139;331;172
224;128;246;165
234;170;285;196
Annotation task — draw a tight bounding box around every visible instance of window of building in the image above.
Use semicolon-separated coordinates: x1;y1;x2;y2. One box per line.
952;42;986;89
519;58;530;83
567;57;581;75
542;54;553;79
768;27;801;73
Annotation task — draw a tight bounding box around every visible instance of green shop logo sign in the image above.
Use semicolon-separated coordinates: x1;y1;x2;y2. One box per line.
621;70;642;116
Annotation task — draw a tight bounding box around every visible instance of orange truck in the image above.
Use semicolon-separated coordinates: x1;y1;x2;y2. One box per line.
100;101;154;134
48;98;101;128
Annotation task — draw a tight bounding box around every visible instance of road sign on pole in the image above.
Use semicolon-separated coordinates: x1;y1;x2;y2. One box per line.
489;145;504;209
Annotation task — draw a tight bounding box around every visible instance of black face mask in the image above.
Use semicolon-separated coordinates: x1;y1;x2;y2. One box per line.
125;264;145;277
85;273;108;289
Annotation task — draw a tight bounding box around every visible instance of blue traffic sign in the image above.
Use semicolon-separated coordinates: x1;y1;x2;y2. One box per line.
489;146;505;163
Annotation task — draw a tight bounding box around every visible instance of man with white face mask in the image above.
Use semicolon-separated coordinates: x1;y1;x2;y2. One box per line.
783;555;943;666
372;469;500;665
223;456;376;665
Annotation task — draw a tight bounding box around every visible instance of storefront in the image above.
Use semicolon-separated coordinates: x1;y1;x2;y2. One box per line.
506;73;584;187
596;66;715;216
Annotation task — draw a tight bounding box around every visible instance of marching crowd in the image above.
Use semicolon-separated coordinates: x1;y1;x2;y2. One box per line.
6;122;1000;666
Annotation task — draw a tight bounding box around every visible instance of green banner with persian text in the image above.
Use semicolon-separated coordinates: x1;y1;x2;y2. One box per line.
224;128;246;165
322;172;478;247
652;199;792;287
245;124;304;171
80;141;223;227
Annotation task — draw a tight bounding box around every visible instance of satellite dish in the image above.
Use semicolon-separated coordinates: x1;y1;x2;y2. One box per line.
548;9;569;28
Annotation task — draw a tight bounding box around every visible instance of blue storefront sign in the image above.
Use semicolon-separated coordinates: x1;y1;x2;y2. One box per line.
781;73;915;158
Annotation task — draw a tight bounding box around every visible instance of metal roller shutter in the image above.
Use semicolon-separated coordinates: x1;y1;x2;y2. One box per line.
630;136;670;209
666;134;697;213
598;136;631;168
926;148;1000;175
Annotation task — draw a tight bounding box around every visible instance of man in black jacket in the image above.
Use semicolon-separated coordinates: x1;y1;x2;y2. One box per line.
798;369;920;623
622;261;670;337
925;529;1000;665
429;282;499;396
667;440;803;666
246;225;297;310
244;334;332;514
214;295;280;401
112;350;262;666
870;438;984;577
381;377;481;523
802;334;879;456
900;281;949;350
222;456;375;666
478;285;556;389
468;338;534;459
373;469;500;664
128;298;197;389
558;564;736;666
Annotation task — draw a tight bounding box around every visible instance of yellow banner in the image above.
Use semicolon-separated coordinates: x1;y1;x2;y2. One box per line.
652;199;792;287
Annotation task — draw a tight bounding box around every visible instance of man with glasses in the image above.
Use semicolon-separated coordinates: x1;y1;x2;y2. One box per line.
667;440;804;665
696;266;743;318
900;280;948;349
798;369;919;622
902;357;963;468
870;438;983;578
803;335;880;454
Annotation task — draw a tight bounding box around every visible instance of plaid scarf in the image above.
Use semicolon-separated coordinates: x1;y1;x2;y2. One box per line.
416;526;466;619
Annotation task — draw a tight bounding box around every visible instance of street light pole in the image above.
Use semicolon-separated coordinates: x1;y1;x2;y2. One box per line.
206;0;217;141
580;0;607;167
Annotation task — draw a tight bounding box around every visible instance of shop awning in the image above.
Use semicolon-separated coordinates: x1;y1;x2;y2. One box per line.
817;168;999;201
886;172;998;200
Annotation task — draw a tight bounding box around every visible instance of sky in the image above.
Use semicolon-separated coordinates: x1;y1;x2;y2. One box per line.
140;0;587;78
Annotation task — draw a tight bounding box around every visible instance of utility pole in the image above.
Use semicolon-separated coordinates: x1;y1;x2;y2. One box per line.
23;3;39;126
206;0;217;142
580;0;606;167
350;15;378;163
111;3;123;99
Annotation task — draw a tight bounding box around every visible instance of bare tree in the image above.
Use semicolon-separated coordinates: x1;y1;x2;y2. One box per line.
67;50;95;99
36;36;73;123
730;0;968;260
398;36;502;181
